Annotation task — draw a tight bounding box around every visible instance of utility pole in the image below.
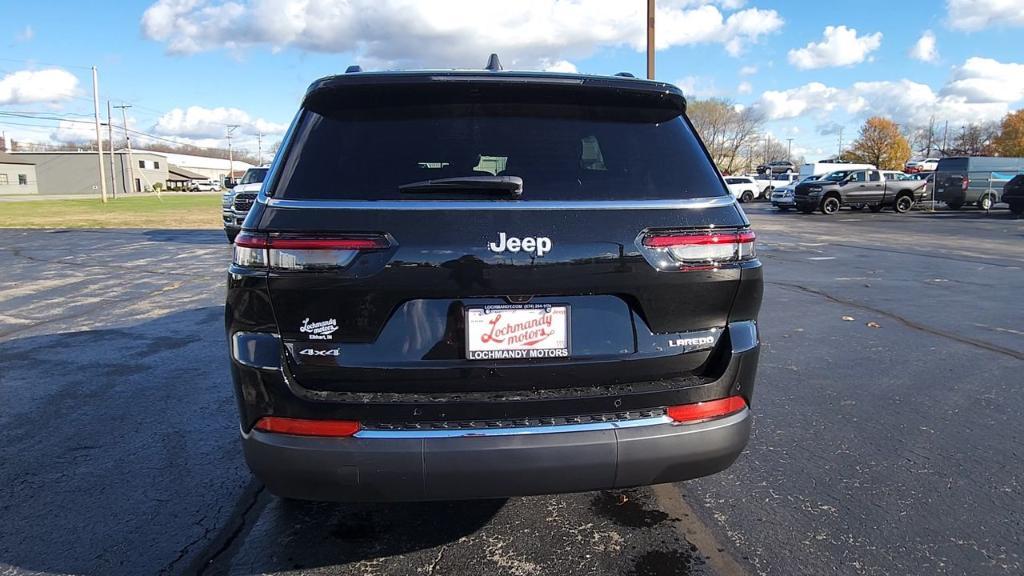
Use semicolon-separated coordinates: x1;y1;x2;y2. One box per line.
106;100;117;199
226;125;240;186
114;104;135;193
646;0;655;80
838;127;844;161
926;115;935;157
941;120;949;155
91;66;108;203
1;130;6;152
257;131;264;165
786;138;793;160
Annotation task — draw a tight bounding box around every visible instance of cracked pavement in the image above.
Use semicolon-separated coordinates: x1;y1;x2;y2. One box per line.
1;205;1022;575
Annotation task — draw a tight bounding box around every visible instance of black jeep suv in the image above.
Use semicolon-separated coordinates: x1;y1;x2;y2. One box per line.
226;62;763;502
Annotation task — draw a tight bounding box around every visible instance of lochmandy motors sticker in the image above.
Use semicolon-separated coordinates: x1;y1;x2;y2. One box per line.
466;304;569;360
300;317;338;340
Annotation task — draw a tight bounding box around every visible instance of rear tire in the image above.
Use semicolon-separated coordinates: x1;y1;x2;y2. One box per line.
225;229;238;244
947;201;963;210
1010;202;1024;216
978;194;994;211
740;191;754;203
894;194;914;214
820;196;841;215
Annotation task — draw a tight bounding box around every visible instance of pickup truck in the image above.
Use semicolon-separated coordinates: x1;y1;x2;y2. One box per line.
794;169;928;215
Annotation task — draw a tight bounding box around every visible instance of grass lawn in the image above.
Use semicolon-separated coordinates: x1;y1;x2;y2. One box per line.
0;194;222;229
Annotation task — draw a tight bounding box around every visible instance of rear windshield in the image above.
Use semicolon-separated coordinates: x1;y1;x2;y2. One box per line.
240;168;268;185
272;103;724;201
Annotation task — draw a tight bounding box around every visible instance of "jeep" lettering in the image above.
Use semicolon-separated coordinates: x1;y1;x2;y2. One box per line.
489;232;552;256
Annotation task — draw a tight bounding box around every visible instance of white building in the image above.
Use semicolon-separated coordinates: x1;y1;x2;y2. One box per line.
133;150;254;183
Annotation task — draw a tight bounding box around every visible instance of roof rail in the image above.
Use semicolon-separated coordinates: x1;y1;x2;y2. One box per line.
614;72;636;78
485;53;503;71
345;65;363;74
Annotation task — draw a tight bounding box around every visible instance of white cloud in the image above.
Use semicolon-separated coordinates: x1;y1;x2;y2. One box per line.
739;65;758;76
675;76;719;98
540;59;578;73
756;57;1024;127
50;120;96;144
758;82;849;119
0;68;78;105
141;0;783;67
947;0;1024;31
787;25;882;70
909;30;939;62
941;57;1024;103
737;81;752;94
152;106;288;140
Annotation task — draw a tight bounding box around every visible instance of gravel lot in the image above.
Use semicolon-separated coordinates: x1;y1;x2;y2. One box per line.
1;204;1021;576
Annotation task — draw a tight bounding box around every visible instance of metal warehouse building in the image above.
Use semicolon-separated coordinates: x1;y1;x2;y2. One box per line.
0;150;253;196
0;155;39;195
4;151;168;196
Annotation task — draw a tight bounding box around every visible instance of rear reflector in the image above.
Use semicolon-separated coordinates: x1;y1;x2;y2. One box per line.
642;230;755;268
667;396;747;423
254;417;361;437
233;233;390;270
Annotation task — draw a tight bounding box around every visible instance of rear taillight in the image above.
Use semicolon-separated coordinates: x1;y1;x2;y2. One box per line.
667;396;747;423
233;232;390;270
962;178;970;191
642;230;756;269
254;417;360;437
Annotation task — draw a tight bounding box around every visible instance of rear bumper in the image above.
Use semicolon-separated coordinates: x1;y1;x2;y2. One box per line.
243;408;751;502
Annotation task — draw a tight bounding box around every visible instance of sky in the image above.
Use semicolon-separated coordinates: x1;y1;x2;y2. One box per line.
1;0;1023;162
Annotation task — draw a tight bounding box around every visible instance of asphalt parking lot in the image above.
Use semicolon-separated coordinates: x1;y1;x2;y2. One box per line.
1;204;1022;576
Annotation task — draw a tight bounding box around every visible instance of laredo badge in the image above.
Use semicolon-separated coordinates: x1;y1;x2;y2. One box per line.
300;317;338;340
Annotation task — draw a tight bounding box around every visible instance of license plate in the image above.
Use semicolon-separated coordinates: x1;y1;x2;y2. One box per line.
465;304;569;360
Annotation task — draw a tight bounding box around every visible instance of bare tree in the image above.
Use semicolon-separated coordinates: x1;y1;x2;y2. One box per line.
688;98;765;174
945;123;999;156
904;117;940;158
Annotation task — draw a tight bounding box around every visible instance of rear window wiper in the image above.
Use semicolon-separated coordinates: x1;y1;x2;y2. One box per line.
398;176;523;198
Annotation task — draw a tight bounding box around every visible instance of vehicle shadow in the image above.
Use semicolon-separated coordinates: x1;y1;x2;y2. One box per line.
215;496;506;574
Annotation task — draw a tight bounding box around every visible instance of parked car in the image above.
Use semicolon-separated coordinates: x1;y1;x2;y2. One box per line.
934;156;1024;210
725;176;760;203
226;62;763;502
1003;174;1024;216
189;179;222;192
772;175;819;211
757;160;796;175
222;167;269;243
905;158;940;173
794;169;928;215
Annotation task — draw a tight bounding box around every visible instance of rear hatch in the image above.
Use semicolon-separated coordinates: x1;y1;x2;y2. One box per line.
252;74;753;395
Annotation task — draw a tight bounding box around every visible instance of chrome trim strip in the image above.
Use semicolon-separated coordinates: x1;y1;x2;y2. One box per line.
354;415;673;438
259;196;735;211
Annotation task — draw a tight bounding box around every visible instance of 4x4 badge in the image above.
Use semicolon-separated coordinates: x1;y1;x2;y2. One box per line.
299;348;340;357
